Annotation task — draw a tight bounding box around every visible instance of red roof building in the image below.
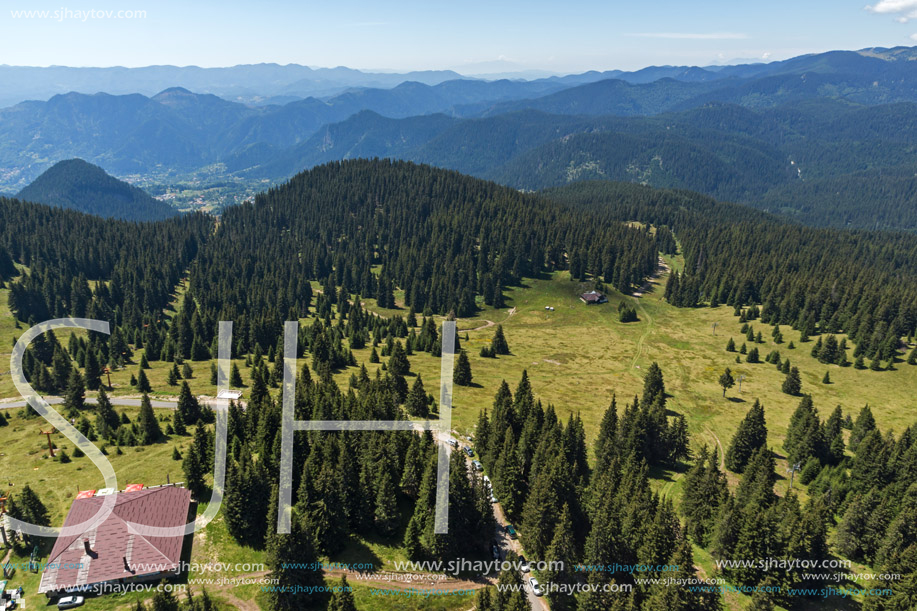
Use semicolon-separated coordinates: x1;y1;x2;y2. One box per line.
39;486;191;596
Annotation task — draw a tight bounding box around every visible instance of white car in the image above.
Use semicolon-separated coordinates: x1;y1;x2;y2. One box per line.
447;438;458;448
519;557;531;572
490;493;498;503
57;596;85;609
529;577;544;596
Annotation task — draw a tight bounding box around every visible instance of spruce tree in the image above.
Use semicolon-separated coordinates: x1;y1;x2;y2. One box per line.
542;503;578;611
374;469;399;537
265;509;328;611
726;337;736;352
183;423;208;496
137;368;152;393
182;362;193;379
405;375;429;417
719;367;735;397
138;394;162;445
84;349;103;390
782;366;802;395
491;325;510;355
454;350;473;386
328;575;357;611
822;370;831;384
177;381;201;425
229;362;244;387
63;368;86;416
167;363;180;386
172;408;187;436
725;399;768;473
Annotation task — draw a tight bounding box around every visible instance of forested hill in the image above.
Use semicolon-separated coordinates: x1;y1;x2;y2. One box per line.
1;195;210;330
16;159;177;222
184;159;661;353
544;181;917;364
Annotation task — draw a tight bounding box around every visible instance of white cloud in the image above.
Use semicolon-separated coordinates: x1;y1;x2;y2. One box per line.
912;32;917;39
628;32;748;40
762;51;772;59
866;0;917;22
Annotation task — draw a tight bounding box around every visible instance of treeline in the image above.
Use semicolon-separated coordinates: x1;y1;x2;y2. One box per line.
184;159;660;353
546;181;917;367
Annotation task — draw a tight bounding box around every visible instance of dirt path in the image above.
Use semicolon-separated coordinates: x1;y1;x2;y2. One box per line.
706;427;726;470
629;296;654;371
457;306;517;333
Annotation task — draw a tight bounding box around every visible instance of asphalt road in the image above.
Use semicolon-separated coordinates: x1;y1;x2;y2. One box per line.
0;396;229;410
442;432;548;611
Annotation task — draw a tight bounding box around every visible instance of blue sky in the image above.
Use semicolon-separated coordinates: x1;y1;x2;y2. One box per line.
2;0;917;72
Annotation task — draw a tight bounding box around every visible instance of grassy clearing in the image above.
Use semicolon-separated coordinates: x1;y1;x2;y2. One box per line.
2;262;916;610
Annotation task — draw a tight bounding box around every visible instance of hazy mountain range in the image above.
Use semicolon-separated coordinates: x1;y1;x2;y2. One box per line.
3;45;917;230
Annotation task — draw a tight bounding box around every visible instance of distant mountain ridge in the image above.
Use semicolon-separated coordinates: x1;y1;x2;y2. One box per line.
16;159;176;221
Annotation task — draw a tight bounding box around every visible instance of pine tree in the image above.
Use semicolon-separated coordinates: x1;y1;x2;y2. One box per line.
725;400;768;472
172;446;182;460
908;346;917;365
491;325;510;355
454;350;473;386
137;368;152;393
719;368;735;397
209;362;218;385
822;370;831;384
138;394;162;445
726;337;736;352
182;362;193;379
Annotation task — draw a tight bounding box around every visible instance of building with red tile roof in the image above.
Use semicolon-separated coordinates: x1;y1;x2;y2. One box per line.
39;486;191;597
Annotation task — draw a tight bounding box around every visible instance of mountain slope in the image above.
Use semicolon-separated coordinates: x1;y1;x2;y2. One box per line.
16;159;177;221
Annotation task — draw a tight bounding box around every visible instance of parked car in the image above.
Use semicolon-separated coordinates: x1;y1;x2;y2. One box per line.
529;577;544;596
490;493;498;504
463;446;474;457
472;460;483;471
57;596;85;610
447;438;458;448
519;556;531;572
505;524;517;539
482;475;491;487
